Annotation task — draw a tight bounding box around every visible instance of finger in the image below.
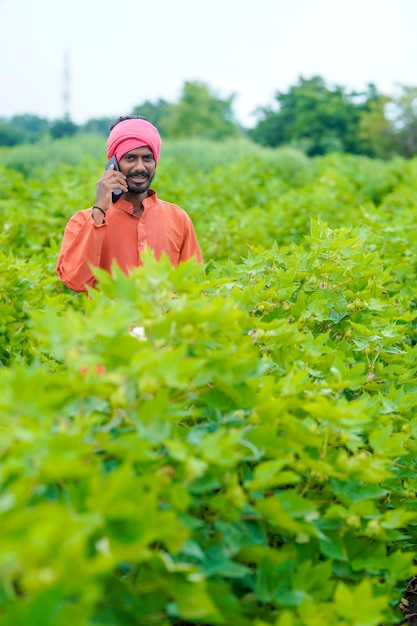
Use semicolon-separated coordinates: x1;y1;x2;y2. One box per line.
112;177;128;192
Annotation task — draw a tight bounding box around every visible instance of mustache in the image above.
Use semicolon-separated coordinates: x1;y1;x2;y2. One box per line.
127;171;150;179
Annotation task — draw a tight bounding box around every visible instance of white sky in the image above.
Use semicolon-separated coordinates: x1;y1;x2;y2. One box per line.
1;0;417;127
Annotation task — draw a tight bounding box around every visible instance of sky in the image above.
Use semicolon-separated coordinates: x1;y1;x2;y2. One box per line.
1;0;417;128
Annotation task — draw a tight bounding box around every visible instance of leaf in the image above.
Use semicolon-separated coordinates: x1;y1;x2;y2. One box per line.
169;578;222;622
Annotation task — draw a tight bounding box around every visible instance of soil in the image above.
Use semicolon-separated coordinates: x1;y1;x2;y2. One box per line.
398;577;417;625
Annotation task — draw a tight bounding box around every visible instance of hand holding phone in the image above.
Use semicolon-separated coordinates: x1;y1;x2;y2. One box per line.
105;155;123;202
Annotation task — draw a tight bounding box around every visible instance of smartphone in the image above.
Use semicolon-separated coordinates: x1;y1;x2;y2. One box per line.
105;155;123;201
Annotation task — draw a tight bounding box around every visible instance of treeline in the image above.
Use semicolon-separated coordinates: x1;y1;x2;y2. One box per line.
2;76;417;159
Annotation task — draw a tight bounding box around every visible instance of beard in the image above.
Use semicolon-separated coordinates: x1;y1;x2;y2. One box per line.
126;171;155;195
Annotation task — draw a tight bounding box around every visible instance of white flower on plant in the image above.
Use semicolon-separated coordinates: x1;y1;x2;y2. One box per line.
129;325;147;341
248;329;265;343
95;537;111;556
248;329;258;342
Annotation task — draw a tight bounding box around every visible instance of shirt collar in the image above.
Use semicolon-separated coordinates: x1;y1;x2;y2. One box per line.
113;189;157;215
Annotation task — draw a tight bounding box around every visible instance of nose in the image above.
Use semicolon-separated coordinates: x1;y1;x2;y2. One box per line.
135;157;148;172
132;157;147;169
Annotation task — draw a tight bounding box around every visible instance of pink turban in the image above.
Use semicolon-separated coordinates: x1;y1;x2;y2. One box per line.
106;118;161;164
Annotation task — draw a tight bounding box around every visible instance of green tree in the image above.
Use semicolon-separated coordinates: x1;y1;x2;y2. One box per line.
81;117;114;136
358;94;399;159
0;120;25;146
0;115;50;146
130;99;172;136
10;114;50;143
162;81;241;140
250;76;363;156
50;119;78;139
392;85;417;158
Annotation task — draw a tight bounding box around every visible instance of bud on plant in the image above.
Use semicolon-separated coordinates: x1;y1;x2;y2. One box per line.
366;519;382;535
346;514;360;528
110;389;128;407
182;324;195;338
138;375;159;395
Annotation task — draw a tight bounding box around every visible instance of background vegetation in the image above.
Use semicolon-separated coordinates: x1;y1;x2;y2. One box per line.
2;76;417;160
1;132;417;625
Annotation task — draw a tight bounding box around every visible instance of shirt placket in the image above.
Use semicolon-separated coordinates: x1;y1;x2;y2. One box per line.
138;213;147;254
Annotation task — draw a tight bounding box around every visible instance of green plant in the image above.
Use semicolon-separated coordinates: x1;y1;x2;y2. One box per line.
2;144;417;624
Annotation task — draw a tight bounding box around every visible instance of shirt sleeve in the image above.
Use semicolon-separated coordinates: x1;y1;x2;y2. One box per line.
180;214;204;264
56;210;107;292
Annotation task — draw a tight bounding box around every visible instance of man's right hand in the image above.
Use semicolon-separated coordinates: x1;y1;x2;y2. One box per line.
94;164;128;213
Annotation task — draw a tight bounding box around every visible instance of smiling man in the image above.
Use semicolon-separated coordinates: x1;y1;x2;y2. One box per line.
56;116;203;292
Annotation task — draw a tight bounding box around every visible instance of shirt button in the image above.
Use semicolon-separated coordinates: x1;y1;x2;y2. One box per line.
140;242;145;246
139;222;143;226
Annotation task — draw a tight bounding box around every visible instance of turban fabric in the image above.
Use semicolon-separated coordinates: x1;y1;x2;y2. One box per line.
107;118;161;165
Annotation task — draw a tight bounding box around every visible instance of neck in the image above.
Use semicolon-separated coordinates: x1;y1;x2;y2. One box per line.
124;190;148;216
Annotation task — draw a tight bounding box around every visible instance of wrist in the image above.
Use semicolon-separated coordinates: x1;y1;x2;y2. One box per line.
91;205;106;225
92;205;106;216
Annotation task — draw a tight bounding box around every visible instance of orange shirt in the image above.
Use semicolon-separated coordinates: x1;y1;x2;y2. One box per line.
56;190;203;292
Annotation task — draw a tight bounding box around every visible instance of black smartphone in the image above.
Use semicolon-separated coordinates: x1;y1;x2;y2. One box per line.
105;155;123;201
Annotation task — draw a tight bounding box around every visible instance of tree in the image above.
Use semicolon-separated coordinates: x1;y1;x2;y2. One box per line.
130;99;172;137
250;76;363;156
10;114;50;143
0;120;25;146
392;85;417;158
0;115;50;146
50;119;78;139
161;81;241;140
358;94;399;159
81;117;115;136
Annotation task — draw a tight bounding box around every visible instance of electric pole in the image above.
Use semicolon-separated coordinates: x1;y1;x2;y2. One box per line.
63;51;71;121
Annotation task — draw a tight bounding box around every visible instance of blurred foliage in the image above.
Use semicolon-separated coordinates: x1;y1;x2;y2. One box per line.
0;114;50;146
2;140;417;623
249;76;364;156
131;98;173;137
160;81;241;140
0;134;105;176
49;119;78;140
3;76;417;159
394;85;417;158
358;94;400;159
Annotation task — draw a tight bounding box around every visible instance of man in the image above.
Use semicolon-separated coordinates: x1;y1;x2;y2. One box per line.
56;116;203;292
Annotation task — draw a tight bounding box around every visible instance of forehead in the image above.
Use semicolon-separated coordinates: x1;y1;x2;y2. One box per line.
121;146;153;158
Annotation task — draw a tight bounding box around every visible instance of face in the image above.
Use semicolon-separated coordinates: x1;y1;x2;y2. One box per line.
119;146;156;195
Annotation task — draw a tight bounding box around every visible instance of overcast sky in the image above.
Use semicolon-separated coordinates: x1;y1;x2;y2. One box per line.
1;0;417;127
